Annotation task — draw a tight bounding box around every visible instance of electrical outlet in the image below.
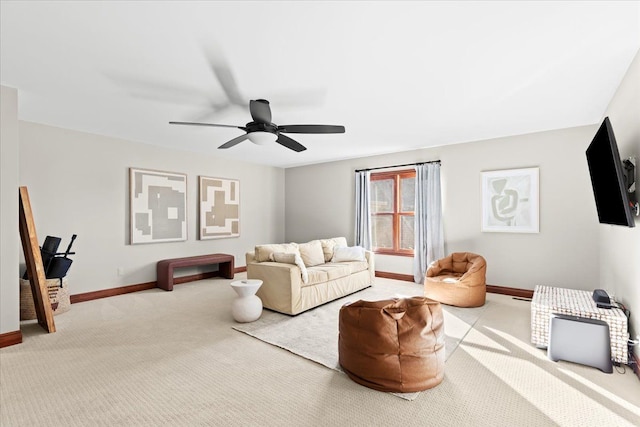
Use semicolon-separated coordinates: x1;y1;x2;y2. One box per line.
117;267;124;276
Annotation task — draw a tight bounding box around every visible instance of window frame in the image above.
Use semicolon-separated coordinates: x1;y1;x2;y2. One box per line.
370;169;416;257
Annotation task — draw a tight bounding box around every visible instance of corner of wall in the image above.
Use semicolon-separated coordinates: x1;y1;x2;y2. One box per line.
600;48;640;339
0;85;21;334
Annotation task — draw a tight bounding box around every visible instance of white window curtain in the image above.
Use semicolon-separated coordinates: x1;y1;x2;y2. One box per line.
354;170;372;249
413;163;444;284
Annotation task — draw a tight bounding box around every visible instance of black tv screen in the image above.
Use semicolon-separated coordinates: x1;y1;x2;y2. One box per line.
586;117;635;227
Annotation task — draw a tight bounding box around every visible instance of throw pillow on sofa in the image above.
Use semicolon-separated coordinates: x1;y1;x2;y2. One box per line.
255;243;299;262
332;246;366;262
269;252;308;283
319;237;348;262
298;240;326;267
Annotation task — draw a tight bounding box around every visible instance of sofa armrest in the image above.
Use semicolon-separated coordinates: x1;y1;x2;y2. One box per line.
245;251;256;265
246;259;303;315
365;250;375;284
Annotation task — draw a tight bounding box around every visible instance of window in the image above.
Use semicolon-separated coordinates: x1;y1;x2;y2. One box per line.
370;169;415;256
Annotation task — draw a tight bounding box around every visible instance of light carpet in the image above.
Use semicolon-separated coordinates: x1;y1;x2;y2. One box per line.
233;280;488;400
2;276;639;426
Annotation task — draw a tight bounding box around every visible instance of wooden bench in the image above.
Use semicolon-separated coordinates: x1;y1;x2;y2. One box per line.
156;253;235;291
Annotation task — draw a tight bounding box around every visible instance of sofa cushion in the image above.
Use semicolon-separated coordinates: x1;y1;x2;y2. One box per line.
333;236;348;247
337;261;369;275
298;240;325;267
305;268;329;286
255;243;299;262
332;246;366;262
319;237;348;262
269;252;308;284
307;263;351;284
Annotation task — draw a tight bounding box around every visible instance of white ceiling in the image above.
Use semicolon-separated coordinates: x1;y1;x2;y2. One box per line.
1;1;639;168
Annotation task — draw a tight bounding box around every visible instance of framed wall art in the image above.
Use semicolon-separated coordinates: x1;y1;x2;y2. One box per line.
481;167;539;233
130;168;187;244
199;176;240;240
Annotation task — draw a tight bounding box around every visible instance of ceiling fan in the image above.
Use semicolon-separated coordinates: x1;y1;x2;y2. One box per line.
170;99;344;152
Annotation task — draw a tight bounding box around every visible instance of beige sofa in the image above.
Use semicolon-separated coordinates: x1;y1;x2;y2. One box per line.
246;237;375;315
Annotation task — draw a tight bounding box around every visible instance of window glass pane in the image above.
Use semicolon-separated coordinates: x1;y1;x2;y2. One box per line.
400;215;415;250
372;215;393;249
400;177;415;212
371;179;394;213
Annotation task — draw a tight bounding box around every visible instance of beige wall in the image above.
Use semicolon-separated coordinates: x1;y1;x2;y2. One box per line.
0;86;20;334
286;51;640;342
286;124;601;291
601;49;640;339
17;122;285;296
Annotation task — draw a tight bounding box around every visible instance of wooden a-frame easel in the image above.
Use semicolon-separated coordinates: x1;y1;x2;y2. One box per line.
19;186;55;333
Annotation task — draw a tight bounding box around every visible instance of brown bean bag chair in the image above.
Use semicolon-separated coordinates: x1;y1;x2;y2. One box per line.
424;252;487;308
338;296;445;393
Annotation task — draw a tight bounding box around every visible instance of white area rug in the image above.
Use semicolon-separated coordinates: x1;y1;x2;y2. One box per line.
233;280;488;400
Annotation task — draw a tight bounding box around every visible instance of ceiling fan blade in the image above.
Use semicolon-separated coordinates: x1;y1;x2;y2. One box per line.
201;42;248;107
276;134;307;152
277;124;345;134
218;134;249;149
169;121;245;130
104;71;216;106
212;66;248;107
250;99;272;124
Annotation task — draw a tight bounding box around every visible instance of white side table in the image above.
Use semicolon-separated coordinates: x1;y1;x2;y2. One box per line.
230;279;263;322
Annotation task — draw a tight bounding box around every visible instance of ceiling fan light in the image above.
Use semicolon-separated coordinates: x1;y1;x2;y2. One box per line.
247;131;277;145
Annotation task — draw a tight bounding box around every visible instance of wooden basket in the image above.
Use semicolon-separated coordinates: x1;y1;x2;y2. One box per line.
20;278;71;320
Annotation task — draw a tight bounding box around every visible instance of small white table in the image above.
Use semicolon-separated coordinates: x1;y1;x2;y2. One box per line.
230;279;263;322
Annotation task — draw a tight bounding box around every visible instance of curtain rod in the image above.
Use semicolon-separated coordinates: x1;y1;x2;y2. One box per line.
355;160;441;173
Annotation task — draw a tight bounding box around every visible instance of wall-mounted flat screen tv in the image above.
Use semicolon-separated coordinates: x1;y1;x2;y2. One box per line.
586;117;635;227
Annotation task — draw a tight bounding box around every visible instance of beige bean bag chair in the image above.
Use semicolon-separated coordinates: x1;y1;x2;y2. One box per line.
424;252;487;308
338;296;445;393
